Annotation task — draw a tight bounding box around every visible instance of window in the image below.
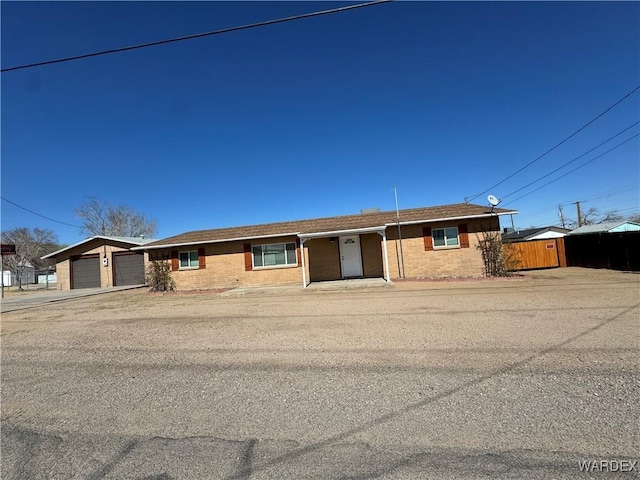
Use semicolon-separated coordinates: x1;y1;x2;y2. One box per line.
252;242;297;268
433;227;459;248
179;250;199;268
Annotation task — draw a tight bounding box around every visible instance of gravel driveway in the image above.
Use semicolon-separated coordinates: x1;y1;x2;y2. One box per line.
2;268;638;479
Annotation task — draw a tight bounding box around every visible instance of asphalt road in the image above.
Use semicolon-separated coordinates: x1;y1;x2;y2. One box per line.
1;268;638;479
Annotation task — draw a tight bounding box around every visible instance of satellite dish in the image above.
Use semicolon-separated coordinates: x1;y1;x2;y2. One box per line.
487;194;501;206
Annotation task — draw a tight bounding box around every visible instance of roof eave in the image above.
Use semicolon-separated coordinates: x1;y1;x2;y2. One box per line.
132;231;302;251
388;210;518;227
299;226;387;239
42;235;152;259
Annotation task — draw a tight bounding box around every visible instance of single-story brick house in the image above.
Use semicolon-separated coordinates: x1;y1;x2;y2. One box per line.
133;203;517;290
42;236;156;290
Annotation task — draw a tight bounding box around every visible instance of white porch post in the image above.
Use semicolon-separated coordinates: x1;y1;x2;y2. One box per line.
380;230;391;283
300;237;308;288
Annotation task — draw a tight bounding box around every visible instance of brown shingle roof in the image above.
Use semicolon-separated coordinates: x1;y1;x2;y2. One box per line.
140;203;517;249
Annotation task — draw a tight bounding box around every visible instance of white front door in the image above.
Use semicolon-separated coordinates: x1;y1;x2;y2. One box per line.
339;235;363;278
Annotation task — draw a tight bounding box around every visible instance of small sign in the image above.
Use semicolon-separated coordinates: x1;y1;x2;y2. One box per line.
546;243;555;250
1;244;16;255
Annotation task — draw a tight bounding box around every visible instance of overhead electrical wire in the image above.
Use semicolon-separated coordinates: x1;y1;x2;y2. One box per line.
567;183;639;205
614;206;640;214
512;183;639;226
502;133;639;206
466;85;640;202
1;0;392;73
495;183;638;229
500;121;640;200
1;196;82;228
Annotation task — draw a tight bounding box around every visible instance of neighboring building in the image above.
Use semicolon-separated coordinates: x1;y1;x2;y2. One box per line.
502;226;570;242
567;221;640;235
134;203;517;290
37;269;57;284
42;236;157;290
1;264;36;287
565;221;640;271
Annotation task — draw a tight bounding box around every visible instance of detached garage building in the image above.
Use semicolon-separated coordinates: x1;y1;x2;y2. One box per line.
42;236;155;290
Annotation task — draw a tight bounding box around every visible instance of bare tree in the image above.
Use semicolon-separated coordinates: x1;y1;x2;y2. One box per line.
145;259;176;292
600;210;623;223
1;228;58;290
75;198;157;238
475;231;520;277
580;207;600;226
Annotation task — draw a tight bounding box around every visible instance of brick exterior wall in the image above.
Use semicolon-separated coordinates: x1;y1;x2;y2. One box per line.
54;239;149;290
307;238;340;282
56;259;71;290
150;236;307;290
361;233;384;278
385;217;500;279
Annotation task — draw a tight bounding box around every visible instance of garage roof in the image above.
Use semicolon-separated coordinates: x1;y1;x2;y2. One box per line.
42;235;158;259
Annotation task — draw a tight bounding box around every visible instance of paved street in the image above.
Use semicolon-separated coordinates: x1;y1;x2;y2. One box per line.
1;268;638;479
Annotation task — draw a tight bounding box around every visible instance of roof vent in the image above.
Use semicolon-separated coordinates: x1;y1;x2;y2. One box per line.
360;208;380;215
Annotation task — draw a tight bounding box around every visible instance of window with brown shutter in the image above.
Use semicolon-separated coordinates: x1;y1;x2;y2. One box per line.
458;223;470;248
244;244;253;271
296;239;302;266
171;250;179;271
423;227;433;251
198;248;206;269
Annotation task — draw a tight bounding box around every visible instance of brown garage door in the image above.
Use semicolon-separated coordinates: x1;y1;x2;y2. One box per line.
72;256;100;289
113;253;145;286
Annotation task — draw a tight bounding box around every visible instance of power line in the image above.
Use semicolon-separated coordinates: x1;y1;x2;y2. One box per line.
1;196;81;228
502;133;639;206
466;85;640;202
1;0;392;73
615;206;640;214
513;185;639;224
501;121;639;200
567;183;639;206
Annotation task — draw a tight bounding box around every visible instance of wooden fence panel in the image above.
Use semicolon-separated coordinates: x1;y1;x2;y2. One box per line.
564;232;639;271
503;239;563;270
556;237;567;268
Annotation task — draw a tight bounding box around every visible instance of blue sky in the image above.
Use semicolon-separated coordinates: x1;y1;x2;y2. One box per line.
2;1;638;245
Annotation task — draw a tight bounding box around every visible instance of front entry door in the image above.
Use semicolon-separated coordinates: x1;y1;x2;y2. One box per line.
339;235;363;278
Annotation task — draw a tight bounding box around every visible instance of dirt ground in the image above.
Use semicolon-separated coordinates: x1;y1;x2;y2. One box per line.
1;267;639;479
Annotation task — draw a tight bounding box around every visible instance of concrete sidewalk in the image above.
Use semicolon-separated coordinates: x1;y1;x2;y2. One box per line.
1;285;146;313
220;277;391;296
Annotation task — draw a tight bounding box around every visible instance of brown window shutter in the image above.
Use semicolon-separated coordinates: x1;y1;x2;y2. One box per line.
171;250;179;271
243;243;253;271
458;223;470;248
423;227;433;251
296;239;302;267
198;247;206;269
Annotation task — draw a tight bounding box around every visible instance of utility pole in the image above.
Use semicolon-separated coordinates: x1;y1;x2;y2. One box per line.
392;185;405;279
558;205;566;229
574;201;583;227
